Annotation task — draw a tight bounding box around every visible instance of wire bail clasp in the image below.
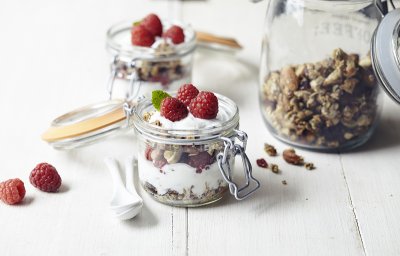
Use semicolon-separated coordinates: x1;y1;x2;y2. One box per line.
107;56;142;101
217;129;260;200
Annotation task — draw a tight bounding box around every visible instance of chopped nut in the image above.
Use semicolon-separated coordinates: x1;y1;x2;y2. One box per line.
282;148;304;165
151;120;162;127
341;78;358;94
271;164;279;174
280;66;298;92
282;180;287;185
304;162;315;170
264;143;277;156
143;112;153;122
164;149;183;164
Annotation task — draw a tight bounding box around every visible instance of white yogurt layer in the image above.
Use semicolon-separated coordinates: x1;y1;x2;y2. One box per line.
138;155;231;196
148;110;229;130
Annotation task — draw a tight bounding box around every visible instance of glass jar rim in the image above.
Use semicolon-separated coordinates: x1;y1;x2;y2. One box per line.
133;93;240;144
106;19;197;61
286;0;375;12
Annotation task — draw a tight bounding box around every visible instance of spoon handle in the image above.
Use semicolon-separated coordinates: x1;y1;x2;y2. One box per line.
125;156;139;195
104;157;124;193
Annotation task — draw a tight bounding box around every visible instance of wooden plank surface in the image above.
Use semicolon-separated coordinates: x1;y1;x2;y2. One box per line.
340;99;400;256
0;0;400;255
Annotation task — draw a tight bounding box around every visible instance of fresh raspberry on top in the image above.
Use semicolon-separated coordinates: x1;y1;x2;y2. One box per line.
189;91;219;119
177;84;199;107
188;152;213;173
0;178;26;205
160;97;188;122
131;25;155;47
142;13;163;37
29;163;62;192
163;25;185;44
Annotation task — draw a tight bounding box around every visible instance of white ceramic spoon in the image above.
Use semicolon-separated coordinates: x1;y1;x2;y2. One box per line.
104;157;140;210
114;157;143;220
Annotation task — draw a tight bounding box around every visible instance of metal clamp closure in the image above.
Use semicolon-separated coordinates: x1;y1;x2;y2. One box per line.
217;130;260;200
374;0;395;17
107;56;142;101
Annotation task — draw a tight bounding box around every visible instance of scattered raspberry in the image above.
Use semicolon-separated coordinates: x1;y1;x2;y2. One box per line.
177;84;199;107
160;97;188;122
145;146;153;161
0;178;26;205
256;158;268;168
30;163;62;192
163;25;185;44
188;152;213;173
142;13;163;37
189;91;219;119
131;25;155;47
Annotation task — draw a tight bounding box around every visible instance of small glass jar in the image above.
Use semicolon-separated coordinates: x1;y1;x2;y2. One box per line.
259;0;382;151
106;20;196;99
133;94;260;207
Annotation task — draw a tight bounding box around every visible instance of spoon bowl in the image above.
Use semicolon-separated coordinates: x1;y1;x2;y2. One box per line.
105;157;142;209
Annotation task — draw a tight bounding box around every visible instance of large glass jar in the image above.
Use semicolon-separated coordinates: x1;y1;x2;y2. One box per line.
133;94;260;207
259;0;382;151
106;20;196;100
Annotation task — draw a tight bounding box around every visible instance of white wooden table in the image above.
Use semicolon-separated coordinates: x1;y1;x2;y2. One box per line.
1;0;399;255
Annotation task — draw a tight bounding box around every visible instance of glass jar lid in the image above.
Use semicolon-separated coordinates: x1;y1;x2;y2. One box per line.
42;100;130;150
371;0;400;103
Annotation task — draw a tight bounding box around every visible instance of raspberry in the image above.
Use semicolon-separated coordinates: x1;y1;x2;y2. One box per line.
160;97;188;122
163;25;185;44
189;91;219;119
30;163;62;192
0;178;26;205
188;152;213;173
256;158;268;168
145;146;153;161
142;13;163;37
177;84;199;107
131;25;155;47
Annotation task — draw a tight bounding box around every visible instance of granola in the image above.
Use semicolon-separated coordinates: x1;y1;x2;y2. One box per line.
114;42;188;87
261;48;379;149
282;148;304;165
264;143;277;156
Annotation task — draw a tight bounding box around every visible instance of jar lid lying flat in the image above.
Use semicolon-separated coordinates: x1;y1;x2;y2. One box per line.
372;7;400;103
42;100;129;150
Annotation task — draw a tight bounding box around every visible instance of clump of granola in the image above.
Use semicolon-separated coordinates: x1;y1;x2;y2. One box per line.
264;143;277;156
261;48;379;149
271;164;279;174
282;148;304;165
304;162;315;170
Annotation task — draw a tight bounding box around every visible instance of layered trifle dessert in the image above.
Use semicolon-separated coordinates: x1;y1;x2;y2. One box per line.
133;84;238;207
106;14;196;97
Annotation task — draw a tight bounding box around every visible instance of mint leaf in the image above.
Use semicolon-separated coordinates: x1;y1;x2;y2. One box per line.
152;90;171;111
132;20;142;27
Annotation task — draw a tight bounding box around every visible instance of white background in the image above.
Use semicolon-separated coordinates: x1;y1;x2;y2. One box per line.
0;0;399;255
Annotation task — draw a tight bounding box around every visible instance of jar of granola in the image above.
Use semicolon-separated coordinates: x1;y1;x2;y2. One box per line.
132;93;260;207
106;18;196;100
259;0;382;151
